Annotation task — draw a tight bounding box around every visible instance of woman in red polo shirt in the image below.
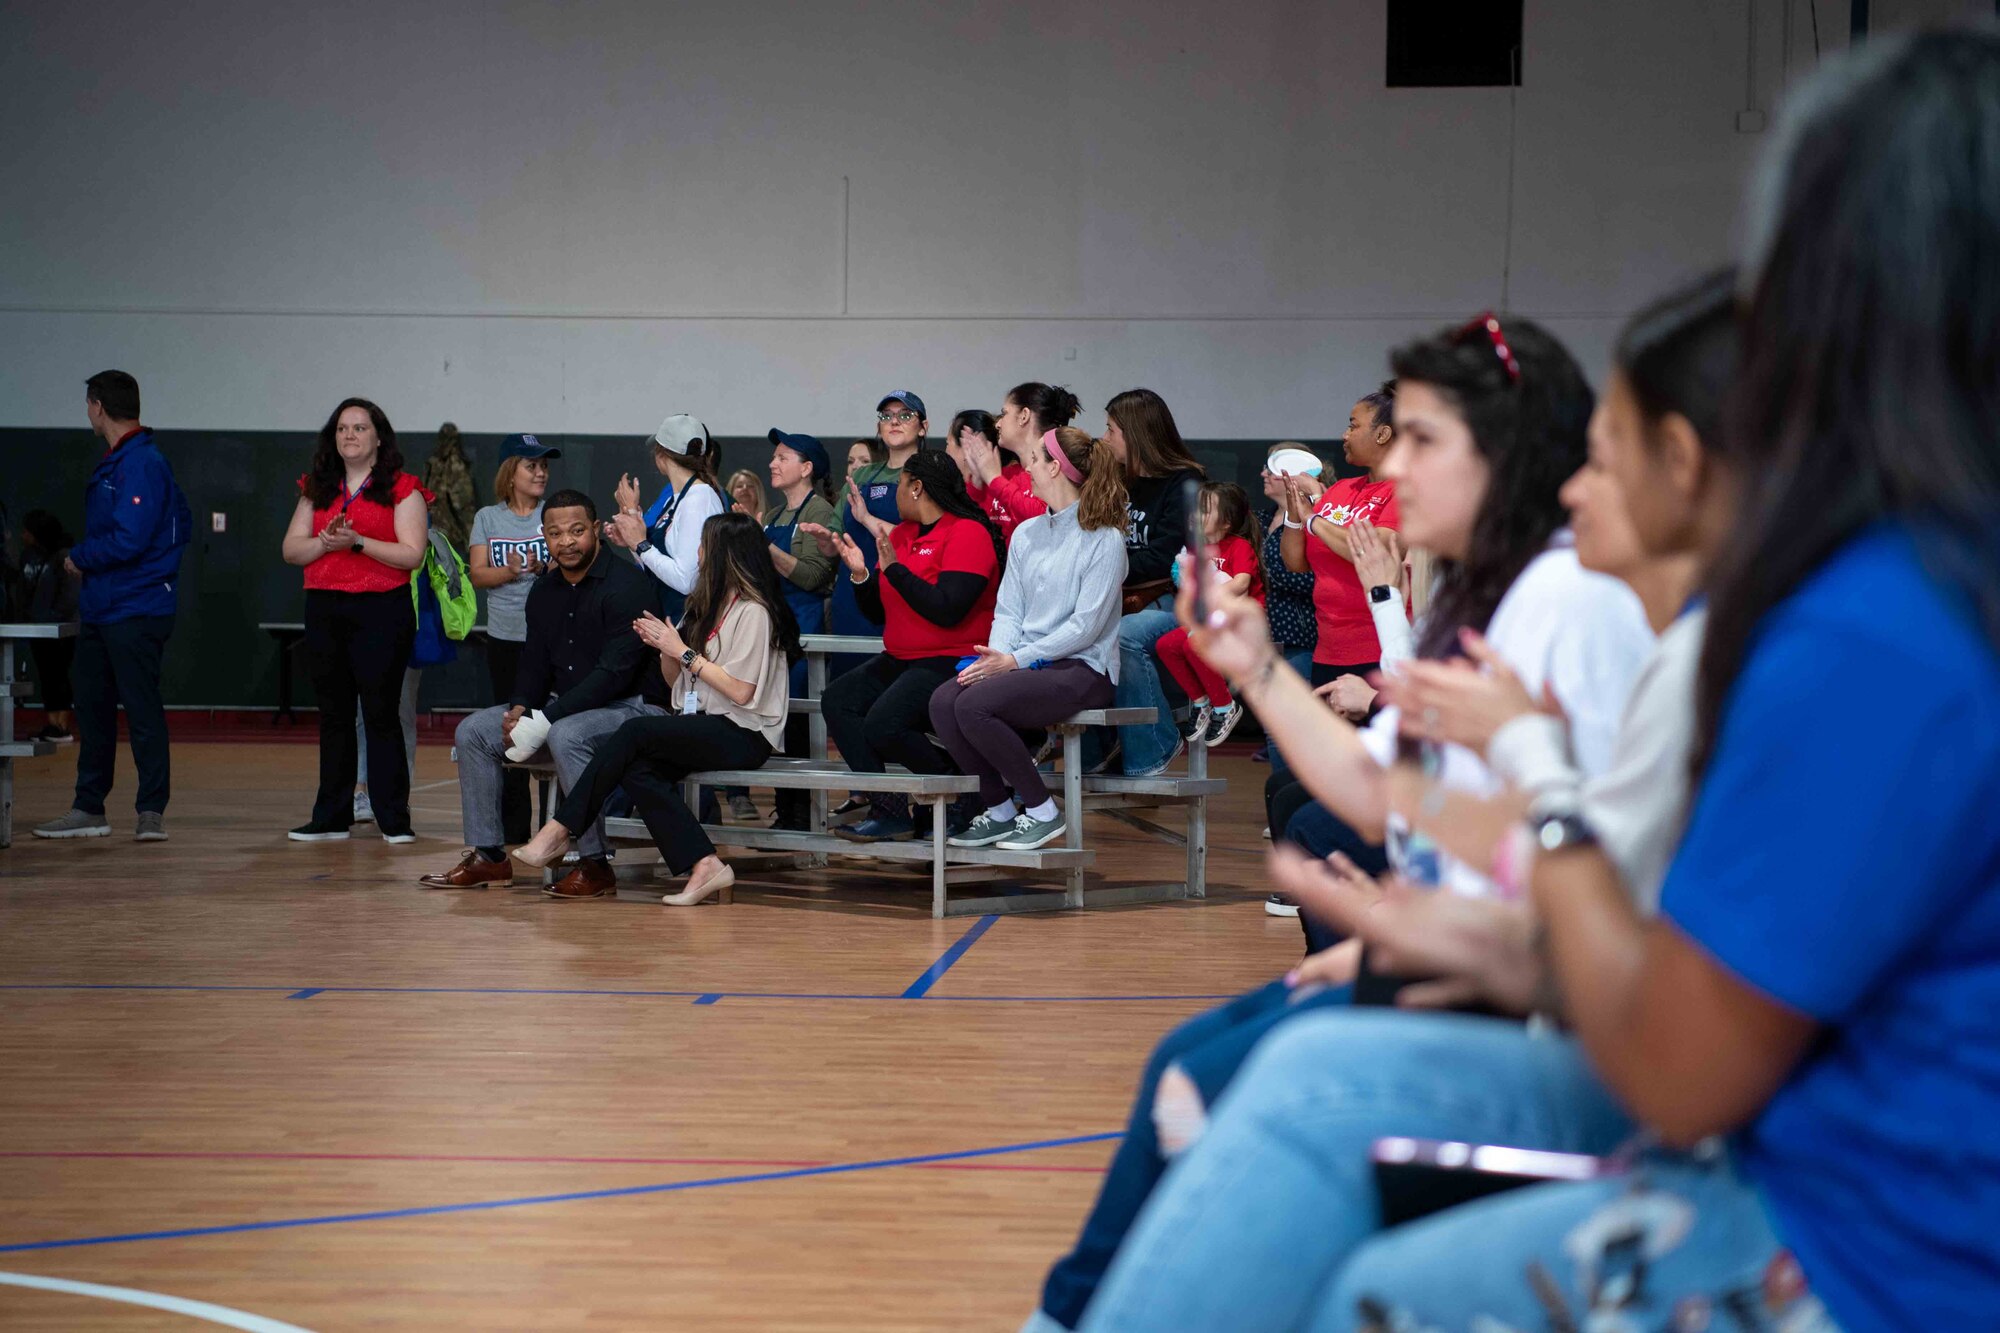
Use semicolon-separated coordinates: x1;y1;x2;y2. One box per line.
280;397;431;843
1281;383;1401;686
822;449;1004;841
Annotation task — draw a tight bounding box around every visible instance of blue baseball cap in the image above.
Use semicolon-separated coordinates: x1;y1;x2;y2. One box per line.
877;390;927;420
767;428;831;481
501;433;561;460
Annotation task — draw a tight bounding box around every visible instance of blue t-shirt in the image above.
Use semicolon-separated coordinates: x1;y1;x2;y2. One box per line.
1661;525;2000;1331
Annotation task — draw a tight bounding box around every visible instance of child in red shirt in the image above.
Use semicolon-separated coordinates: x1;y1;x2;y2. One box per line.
1154;482;1264;746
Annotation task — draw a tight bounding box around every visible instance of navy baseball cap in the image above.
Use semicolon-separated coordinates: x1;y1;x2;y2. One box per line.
501;433;561;460
767;428;831;480
877;390;927;420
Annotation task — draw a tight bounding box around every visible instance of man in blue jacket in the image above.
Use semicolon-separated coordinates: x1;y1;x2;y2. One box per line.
33;371;191;842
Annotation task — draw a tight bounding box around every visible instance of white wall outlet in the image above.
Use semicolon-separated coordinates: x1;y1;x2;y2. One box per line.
211;512;227;532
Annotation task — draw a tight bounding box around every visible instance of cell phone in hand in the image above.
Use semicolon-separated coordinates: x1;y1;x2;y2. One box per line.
1372;1137;1613;1227
1181;476;1211;625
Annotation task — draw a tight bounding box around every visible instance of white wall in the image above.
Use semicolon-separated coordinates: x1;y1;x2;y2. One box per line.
0;0;1880;438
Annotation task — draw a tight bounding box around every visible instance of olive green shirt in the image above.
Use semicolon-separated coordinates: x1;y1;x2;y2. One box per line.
763;491;839;595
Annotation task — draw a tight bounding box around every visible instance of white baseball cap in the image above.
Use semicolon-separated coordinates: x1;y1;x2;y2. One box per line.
653;414;710;455
1266;446;1324;477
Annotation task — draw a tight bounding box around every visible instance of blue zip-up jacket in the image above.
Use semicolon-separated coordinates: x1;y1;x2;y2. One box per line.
69;429;193;624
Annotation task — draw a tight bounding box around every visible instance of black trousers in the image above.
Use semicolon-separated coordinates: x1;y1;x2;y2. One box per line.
555;713;772;874
483;635;532;842
822;653;957;816
73;615;174;815
32;637;77;712
305;588;415;829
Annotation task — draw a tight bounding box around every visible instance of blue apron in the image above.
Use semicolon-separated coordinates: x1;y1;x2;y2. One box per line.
828;462;902;642
765;505;826;695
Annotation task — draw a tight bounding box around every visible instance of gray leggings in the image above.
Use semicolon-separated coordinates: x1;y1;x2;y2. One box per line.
928;659;1113;808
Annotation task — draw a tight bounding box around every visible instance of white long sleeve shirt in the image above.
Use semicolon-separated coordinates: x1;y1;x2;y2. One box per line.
637;482;725;596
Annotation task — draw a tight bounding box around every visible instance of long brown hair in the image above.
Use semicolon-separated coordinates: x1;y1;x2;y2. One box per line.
1105;388;1203;480
1050;426;1129;534
680;513;801;659
303;397;403;509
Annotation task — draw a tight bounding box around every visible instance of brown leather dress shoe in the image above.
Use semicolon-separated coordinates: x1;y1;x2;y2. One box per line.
418;850;514;890
544;858;617;900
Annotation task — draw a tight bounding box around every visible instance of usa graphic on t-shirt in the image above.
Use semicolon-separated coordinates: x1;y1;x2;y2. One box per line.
488;534;547;567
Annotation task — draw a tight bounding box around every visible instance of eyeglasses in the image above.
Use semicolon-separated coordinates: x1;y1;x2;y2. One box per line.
876;411;919;425
1457;312;1521;384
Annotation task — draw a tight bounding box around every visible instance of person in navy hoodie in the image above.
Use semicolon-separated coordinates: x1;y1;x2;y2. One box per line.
33;371;191;842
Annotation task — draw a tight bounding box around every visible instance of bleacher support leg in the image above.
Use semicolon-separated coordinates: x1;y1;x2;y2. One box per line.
930;796;947;919
1061;726;1085;908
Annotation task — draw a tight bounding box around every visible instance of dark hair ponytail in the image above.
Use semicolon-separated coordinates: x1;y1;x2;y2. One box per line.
904;449;1007;575
1389;318;1594;658
1615;268;1739;457
1009;382;1082;432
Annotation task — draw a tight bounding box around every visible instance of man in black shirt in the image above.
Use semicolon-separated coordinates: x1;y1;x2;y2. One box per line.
420;489;667;897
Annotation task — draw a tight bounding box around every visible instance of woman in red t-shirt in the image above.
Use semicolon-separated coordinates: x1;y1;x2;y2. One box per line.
823;450;1005;841
1280;384;1401;685
959;382;1083;542
1154;482;1266;746
279;397;431;843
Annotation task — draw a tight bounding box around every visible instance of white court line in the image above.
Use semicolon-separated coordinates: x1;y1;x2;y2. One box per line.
408;778;460;793
0;1270;316;1331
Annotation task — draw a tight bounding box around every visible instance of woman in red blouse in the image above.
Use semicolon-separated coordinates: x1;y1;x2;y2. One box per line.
960;382;1082;541
280;398;431;842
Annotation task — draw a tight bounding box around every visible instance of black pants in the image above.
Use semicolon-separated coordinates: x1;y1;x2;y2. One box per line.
305;588;415;829
822;652;958;816
483;635;532;842
73;615;174;815
32;637;77;712
555;713;772;874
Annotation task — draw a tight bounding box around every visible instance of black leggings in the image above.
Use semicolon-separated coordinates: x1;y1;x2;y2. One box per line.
822;652;958;815
554;713;772;874
305;588;415;828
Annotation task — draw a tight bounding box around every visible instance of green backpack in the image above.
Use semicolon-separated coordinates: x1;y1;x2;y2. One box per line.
413;530;477;642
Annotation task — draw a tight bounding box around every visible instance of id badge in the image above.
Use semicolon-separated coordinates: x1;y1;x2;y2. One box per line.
681;687;700;716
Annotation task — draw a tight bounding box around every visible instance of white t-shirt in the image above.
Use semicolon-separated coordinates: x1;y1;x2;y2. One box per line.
1361;539;1656;897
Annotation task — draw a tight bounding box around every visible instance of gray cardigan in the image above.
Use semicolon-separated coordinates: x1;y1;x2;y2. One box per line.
986;503;1128;682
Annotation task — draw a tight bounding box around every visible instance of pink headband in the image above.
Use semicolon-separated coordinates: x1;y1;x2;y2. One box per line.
1045;429;1084;484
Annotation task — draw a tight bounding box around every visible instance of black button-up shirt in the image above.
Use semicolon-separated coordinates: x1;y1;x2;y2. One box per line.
511;548;667;720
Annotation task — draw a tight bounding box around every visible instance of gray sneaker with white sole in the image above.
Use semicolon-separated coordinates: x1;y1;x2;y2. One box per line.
134;812;168;842
33;809;111;839
996;809;1066;851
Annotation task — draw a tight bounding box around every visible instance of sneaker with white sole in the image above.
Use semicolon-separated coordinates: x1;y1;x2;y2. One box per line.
1182;700;1213;743
33;808;111;839
1127;736;1186;779
134;812;168;842
1203;702;1245;747
948;813;1018;848
996;809;1066;851
1264;893;1300;917
379;827;417;845
288;820;350;842
352;791;376;824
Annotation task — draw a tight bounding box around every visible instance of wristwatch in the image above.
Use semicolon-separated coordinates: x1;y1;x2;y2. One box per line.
636;540;656;557
1368;584;1394;604
351;537;364;554
680;647;698;670
1532;809;1599;855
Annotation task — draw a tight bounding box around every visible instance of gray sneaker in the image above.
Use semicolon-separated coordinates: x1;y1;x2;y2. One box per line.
134;812;168;842
948;812;1018;848
996;808;1067;852
33;809;111;839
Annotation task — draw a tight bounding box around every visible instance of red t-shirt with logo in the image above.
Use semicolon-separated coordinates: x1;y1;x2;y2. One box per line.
1198;533;1265;604
1307;476;1398;666
883;512;1000;660
301;471;432;593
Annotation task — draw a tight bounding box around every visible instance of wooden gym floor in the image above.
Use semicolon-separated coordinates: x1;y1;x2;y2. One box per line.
0;739;1295;1330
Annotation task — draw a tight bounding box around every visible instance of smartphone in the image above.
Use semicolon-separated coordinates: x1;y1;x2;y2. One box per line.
1181;476;1211;623
1372;1137;1614;1227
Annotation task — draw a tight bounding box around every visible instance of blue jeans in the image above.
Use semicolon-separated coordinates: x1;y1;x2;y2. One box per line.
1265;646;1315;780
1037;980;1354;1329
1079;1009;1634;1332
1313;1153;1835;1332
1115;602;1182;775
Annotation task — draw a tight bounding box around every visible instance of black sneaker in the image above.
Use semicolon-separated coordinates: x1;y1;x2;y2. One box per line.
33;724;74;744
288;820;351;842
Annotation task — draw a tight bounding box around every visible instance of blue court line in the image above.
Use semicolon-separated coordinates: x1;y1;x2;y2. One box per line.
0;1130;1122;1256
901;913;999;999
692;993;722;1006
0;982;1234;1004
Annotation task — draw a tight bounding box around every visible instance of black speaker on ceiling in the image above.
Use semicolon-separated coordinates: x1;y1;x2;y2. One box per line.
1387;0;1524;87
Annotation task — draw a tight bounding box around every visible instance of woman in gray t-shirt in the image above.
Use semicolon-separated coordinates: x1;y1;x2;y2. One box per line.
468;434;559;841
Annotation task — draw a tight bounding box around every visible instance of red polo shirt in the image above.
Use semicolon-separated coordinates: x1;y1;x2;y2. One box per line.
302;471;431;593
882;512;1000;659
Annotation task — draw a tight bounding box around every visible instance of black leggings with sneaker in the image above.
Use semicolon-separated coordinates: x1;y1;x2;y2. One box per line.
553;714;772;874
305;588;415;833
